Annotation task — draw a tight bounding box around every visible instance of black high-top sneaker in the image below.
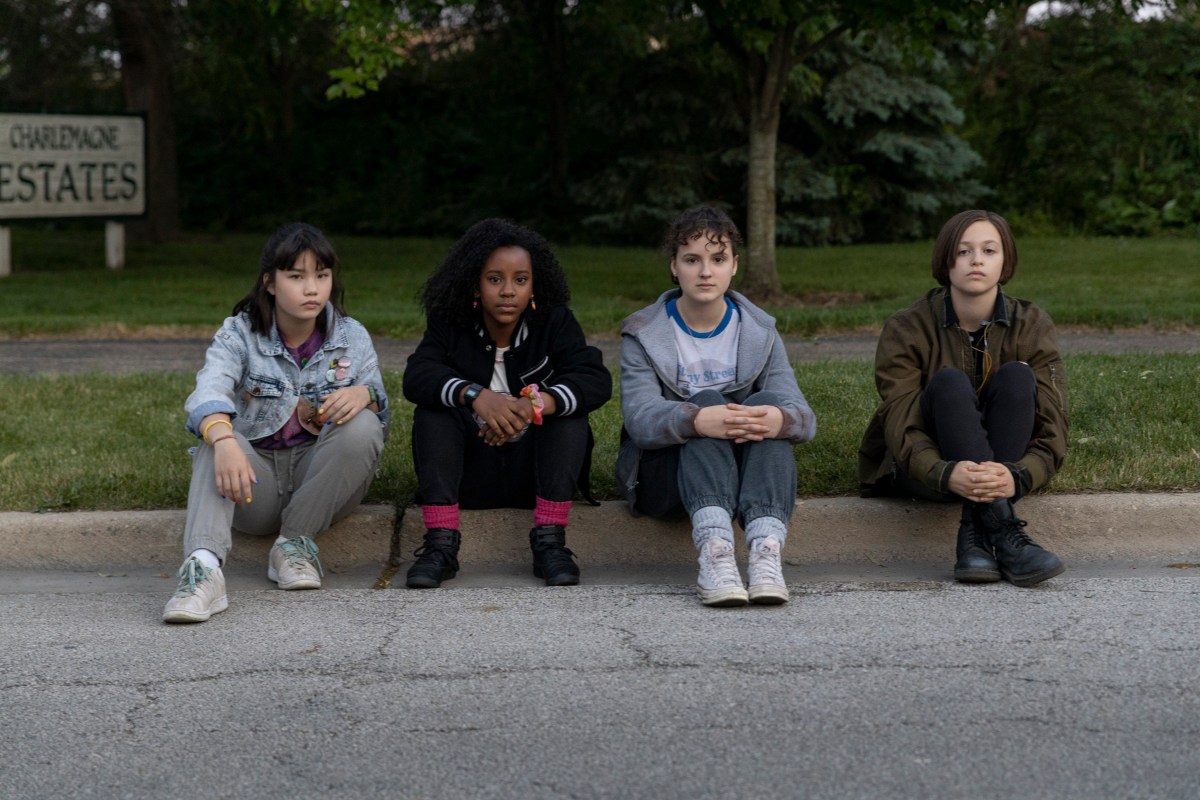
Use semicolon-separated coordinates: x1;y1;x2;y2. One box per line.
406;528;461;589
529;525;581;586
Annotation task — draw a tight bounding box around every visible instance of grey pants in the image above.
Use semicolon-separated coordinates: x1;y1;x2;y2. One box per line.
183;412;385;562
632;389;797;528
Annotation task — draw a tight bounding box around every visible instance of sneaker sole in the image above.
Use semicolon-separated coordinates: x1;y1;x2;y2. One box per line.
533;566;580;586
267;566;321;590
406;573;455;589
163;594;229;623
748;585;790;605
1003;562;1066;588
698;587;750;607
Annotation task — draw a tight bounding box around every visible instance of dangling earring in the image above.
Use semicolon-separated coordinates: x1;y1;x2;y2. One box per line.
472;298;478;309
531;296;537;311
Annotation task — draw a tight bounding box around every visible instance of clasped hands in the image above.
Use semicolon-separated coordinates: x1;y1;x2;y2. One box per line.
694;403;783;443
948;460;1015;502
472;388;557;446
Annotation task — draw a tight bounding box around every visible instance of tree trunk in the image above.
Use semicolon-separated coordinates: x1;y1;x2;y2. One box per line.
112;1;180;243
743;105;783;299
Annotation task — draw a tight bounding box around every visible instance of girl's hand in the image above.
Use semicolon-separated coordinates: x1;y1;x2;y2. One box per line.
213;437;256;505
949;461;1015;502
473;390;531;445
723;404;783;443
694;404;782;441
318;385;373;426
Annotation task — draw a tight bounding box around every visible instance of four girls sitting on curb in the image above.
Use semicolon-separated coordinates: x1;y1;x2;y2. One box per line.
166;207;1069;623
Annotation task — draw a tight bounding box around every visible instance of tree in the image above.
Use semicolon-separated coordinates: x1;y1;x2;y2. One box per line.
694;0;983;300
112;0;181;242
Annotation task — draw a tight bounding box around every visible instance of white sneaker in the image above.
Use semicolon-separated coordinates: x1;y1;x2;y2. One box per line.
696;538;749;607
268;535;323;590
748;535;789;604
163;558;228;623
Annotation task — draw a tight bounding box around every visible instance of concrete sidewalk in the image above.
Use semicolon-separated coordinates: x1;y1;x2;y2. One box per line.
3;493;1196;573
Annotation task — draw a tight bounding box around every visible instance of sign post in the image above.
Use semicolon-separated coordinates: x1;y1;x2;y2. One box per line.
0;113;147;275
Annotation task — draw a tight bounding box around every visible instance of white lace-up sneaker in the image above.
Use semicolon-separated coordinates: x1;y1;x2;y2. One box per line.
748;535;789;604
268;535;324;590
163;557;228;623
696;537;749;607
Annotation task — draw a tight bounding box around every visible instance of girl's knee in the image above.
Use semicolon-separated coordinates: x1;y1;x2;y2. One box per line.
928;367;974;396
321;411;385;455
689;389;725;408
744;389;781;407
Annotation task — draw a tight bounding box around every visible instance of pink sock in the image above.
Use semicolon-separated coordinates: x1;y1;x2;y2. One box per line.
534;497;571;528
422;504;460;530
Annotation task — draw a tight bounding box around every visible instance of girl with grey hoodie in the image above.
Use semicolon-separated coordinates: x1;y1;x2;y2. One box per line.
617;206;816;607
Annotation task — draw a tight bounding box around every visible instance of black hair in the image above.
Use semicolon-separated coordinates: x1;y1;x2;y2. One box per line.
420;218;571;327
233;222;345;336
661;205;743;284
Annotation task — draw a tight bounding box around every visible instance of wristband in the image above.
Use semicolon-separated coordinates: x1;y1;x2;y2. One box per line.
202;418;233;444
367;384;378;405
520;383;545;425
463;383;484;409
210;434;236;446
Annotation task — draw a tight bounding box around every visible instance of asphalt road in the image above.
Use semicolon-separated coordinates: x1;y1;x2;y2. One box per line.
2;566;1198;800
3;329;1200;374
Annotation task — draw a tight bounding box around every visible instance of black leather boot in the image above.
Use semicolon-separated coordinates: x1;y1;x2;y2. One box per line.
529;525;580;586
954;502;1000;583
976;499;1065;587
406;528;461;589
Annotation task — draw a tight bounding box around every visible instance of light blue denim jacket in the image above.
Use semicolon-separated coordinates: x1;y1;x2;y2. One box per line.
184;305;390;442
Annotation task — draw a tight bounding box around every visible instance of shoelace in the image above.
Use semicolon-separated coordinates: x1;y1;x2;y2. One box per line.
279;536;324;577
532;533;577;568
750;540;784;584
412;543;460;572
704;542;742;587
173;558;211;597
999;518;1034;547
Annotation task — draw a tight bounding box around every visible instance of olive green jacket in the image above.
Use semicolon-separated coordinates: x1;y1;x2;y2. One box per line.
858;287;1068;497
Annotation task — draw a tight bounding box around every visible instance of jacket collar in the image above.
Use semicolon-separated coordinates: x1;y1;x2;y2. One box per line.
258;304;346;356
474;318;530;350
940;287;1010;330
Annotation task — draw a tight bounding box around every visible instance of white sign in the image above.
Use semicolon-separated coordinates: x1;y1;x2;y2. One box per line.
0;113;146;220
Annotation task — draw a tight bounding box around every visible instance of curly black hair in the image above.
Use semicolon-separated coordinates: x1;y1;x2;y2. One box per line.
420;218;571;328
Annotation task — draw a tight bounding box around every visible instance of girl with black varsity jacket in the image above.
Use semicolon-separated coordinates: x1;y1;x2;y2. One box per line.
402;218;612;589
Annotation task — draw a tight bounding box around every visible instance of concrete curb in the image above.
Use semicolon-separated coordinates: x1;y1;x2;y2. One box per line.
1;493;1197;571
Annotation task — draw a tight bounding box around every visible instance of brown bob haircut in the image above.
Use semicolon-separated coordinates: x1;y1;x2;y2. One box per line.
931;209;1018;288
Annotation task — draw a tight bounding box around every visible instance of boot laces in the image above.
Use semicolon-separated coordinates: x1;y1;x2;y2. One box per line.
999;518;1033;547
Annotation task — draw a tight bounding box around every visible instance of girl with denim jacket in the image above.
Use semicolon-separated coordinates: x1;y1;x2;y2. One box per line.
618;206;816;607
163;222;388;623
402;219;611;590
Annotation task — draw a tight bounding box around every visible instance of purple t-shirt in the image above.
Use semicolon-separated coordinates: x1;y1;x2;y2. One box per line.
254;328;324;450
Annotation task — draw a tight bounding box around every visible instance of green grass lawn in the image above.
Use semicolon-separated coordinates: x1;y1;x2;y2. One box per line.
2;228;1199;338
3;355;1197;512
2;227;1197;511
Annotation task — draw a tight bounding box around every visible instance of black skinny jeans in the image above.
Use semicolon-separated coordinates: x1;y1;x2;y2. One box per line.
896;361;1035;502
411;405;588;509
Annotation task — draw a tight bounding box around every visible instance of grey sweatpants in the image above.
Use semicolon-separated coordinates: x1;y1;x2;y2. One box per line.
182;412;385;562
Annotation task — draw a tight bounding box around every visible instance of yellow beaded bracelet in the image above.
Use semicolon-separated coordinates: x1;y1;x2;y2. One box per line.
202;418;233;444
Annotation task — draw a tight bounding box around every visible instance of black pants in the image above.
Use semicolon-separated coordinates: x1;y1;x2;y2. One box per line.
896;362;1035;502
411;405;589;509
